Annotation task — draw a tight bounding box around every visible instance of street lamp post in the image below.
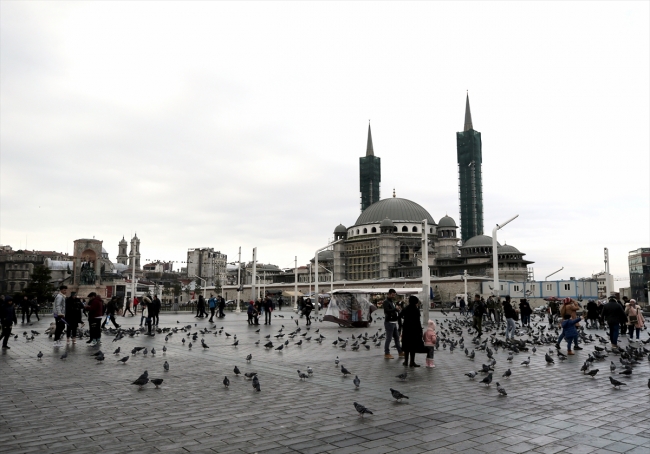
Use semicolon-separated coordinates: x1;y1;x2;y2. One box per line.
463;269;469;303
421;219;430;327
319;264;334;294
314;239;342;317
294;256;298;311
251;247;257;302
492;215;519;298
236;247;241;313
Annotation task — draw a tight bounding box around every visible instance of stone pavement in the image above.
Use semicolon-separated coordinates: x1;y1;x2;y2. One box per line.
1;310;649;454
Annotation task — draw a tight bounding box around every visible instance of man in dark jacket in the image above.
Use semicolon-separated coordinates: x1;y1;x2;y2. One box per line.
1;297;17;349
84;293;104;346
382;289;404;359
264;297;273;325
101;297;121;329
601;297;626;348
20;295;31;324
519;298;532;327
151;295;161;326
472;294;486;337
218;296;226;318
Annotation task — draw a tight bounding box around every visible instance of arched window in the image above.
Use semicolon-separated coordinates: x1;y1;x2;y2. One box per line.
401;226;408;232
412;226;418;232
371;227;377;233
363;228;367;233
430;228;433;233
356;229;359;234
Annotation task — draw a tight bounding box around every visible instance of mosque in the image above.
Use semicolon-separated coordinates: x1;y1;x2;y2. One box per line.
331;95;533;283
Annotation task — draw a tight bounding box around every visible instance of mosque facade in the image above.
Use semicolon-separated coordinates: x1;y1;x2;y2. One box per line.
332;96;533;282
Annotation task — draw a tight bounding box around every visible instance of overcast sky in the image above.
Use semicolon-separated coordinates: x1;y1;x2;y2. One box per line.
1;1;648;287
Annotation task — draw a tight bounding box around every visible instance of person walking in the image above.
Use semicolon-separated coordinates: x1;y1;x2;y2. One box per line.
247;300;256;325
1;297;17;349
28;297;40;322
253;300;261;325
423;319;437;368
133;296;139;316
20;295;31;324
277;296;283;312
382;289;403;360
101;297;120;329
495;297;504;323
518;298;532;327
586;299;599;329
303;298;314;325
503;297;518;340
625;299;644;341
601;296;626;348
151;295;161;327
123;297;134;317
208;294;216;322
140;296;154;335
84;293;104;346
459;297;466;316
558;298;582;350
619;296;629;336
52;285;67;348
139;298;148;327
399;295;426;368
486;296;496;322
218;296;225;318
472;294;486;337
264;297;273;325
65;295;84;344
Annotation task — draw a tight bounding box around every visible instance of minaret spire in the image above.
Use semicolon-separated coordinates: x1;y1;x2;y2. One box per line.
366;122;374;156
464;92;473;131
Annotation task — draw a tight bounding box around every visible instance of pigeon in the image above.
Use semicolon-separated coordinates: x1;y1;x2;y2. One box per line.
264;342;274;349
647;378;650;390
610;361;616;373
507;353;513;362
465;371;477;379
246;354;252;362
151;348;156;355
307;366;313;376
232;340;239;347
334;356;340;366
502;369;511;378
545;353;554;364
91;350;103;357
390;388;408;401
151;378;163;388
188;342;192;349
95;355;105;363
353;375;360;388
118;356;129;364
223;376;230;387
244;372;257;379
132;377;149;389
353;402;373;417
234;366;241;376
275;344;283;351
609;376;626;388
138;371;149;380
341;366;351;376
480;373;493;386
496;382;507;396
298;370;309;380
587;369;599;378
253;381;261;392
37;351;43;360
182;338;186;345
396;372;408;381
162;345;167;352
618;369;632;376
164;361;169;371
521;357;530;366
113;347;121;355
60;352;68;360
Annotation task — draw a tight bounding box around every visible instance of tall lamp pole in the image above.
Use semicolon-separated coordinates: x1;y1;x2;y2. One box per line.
294;256;298;311
463;269;468;303
235;247;241;313
492;215;519;298
251;247;257;301
421;219;430;326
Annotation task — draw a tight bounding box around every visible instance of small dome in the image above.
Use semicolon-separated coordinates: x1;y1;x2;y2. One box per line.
462;234;501;248
380;218;394;228
437;215;457;228
499;244;520;254
334;224;347;233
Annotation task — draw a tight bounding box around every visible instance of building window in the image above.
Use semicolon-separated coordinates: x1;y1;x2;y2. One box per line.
401;226;408;232
356;229;359;234
371;227;377;233
546;284;552;291
514;285;520;292
363;228;367;233
564;284;571;291
412;226;418;232
430;228;433;233
530;285;535;291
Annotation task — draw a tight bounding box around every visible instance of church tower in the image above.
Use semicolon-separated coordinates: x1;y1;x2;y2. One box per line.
456;93;484;242
359;123;381;212
128;234;141;270
116;236;128;265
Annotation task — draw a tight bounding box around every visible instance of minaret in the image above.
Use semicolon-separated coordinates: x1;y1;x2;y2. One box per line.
456;93;484;242
359;123;381;212
128;234;141;270
116;236;128;265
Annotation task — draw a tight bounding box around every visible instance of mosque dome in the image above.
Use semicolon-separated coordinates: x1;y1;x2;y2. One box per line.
437;215;457;228
499;244;520;254
462;234;500;248
354;198;435;226
334;224;347;233
380;218;395;228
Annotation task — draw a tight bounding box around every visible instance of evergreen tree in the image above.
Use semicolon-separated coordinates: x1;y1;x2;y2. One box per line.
25;265;56;303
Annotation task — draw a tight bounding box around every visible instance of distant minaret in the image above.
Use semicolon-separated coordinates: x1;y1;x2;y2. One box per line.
128;233;141;270
359;123;381;212
116;236;128;265
456;93;484;242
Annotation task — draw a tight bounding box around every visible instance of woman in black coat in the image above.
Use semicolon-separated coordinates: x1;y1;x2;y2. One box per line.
65;296;84;344
586;300;599;328
399;295;426;367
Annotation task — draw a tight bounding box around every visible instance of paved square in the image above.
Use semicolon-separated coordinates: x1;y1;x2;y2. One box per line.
1;310;649;454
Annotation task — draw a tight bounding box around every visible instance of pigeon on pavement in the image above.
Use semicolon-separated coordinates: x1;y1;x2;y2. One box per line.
118;356;129;364
390;388;408;401
223;376;230;387
353;375;360;388
354;402;373;417
609;376;626;388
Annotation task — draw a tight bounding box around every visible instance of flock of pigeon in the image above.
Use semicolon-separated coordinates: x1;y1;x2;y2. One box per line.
20;308;650;417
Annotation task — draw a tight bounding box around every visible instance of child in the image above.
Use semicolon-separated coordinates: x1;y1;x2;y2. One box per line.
561;313;584;355
423;319;437;368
